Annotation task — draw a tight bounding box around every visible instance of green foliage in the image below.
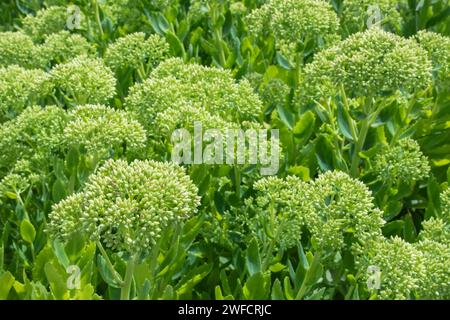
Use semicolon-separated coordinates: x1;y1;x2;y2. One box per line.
0;0;449;301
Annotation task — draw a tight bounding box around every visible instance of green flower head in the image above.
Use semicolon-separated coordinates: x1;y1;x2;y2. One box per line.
246;0;340;61
47;159;200;254
420;217;450;246
51;56;116;104
301;28;432;100
99;0;144;27
251;176;310;248
441;188;450;222
373;138;430;184
414;239;450;299
415;30;450;89
355;236;425;300
306;171;384;251
104;32;169;74
340;0;403;34
21;6;75;42
63;104;147;157
0;32;42;68
0;66;53;121
125;58;263;133
0;105;67;173
39;31;96;67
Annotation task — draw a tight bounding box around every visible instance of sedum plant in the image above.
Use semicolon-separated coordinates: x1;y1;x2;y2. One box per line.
63;104;147;158
414;239;450;299
50;56;116;105
39;31;97;68
0;32;43;68
104;32;169;80
414;30;450;90
47;159;200;254
246;171;384;273
355;236;425;300
21;6;76;42
0;104;147;176
0;65;53;121
249;176;310;250
125;58;263;134
0;105;67;174
0;0;449;301
300;28;432;100
442;188;450;221
373;138;431;184
246;0;340;64
420;217;450;246
306;171;384;252
47;159;200;299
413;205;450;299
338;0;404;35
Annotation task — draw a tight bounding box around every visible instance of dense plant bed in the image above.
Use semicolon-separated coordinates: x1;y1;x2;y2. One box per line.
0;0;449;300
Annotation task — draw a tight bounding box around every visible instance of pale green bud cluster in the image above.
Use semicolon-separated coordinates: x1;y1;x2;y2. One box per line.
64;104;147;157
301;28;432;100
0;66;53;120
0;105;67;173
39;31;96;67
307;171;384;251
414;210;450;299
104;32;169;72
356;209;450;300
51;56;116;104
258;78;290;108
47;159;200;254
0;173;30;201
420;217;450;246
246;0;340;60
442;188;450;221
355;236;425;300
230;2;247;16
251;176;309;248
415;31;450;88
373;138;430;184
99;0;144;26
21;6;73;42
187;0;210;24
125;58;263;133
250;171;383;250
0;32;43;68
0;105;147;175
0;159;42;197
340;0;403;34
414;239;450;299
156;101;232;135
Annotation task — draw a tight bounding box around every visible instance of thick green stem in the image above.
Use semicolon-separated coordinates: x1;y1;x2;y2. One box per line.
137;63;147;82
295;251;322;300
262;202;279;271
120;254;138;300
234;167;241;197
350;118;370;177
214;29;226;67
96;241;124;286
93;0;104;37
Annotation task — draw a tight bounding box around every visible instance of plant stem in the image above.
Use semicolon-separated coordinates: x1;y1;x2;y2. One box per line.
214;29;226;67
295;251;322;300
350;117;370;177
120;254;138;300
96;241;124;286
234;167;241;197
93;0;104;37
262;202;279;271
